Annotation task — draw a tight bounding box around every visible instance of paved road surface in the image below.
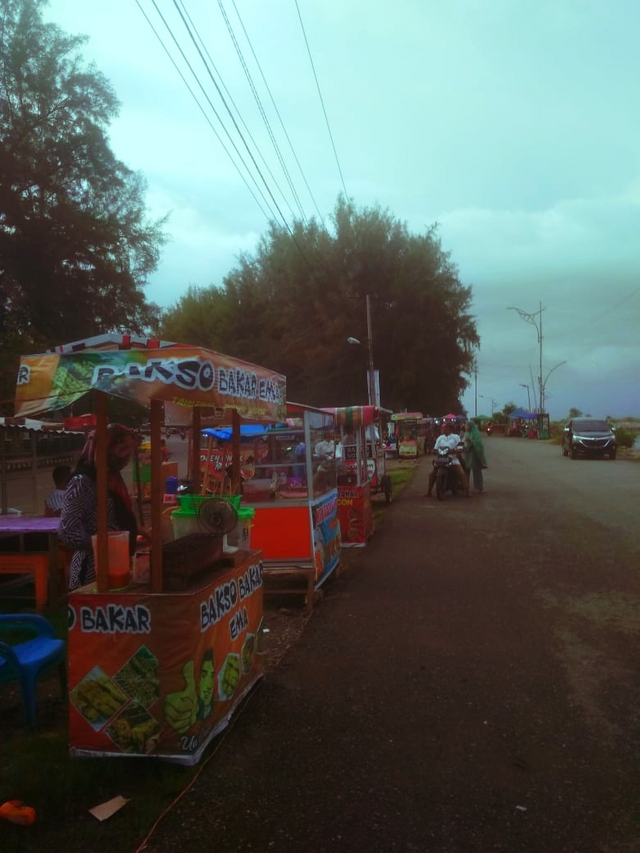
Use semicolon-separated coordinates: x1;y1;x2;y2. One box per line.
142;437;640;853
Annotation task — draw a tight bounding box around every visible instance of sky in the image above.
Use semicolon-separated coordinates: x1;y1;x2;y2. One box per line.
41;0;640;420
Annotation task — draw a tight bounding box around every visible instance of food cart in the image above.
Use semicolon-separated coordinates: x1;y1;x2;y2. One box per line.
323;405;393;548
236;403;340;603
391;412;424;458
14;342;286;764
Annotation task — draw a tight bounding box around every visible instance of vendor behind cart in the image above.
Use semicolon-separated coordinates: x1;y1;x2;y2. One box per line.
59;424;151;589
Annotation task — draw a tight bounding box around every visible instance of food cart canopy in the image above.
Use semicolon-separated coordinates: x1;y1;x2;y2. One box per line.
322;406;392;428
202;424;271;441
391;411;423;421
508;408;538;420
14;347;286;423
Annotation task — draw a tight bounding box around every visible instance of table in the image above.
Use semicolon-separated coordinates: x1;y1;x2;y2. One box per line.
0;516;61;611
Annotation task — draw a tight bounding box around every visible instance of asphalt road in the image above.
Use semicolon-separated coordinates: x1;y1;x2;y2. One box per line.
140;437;640;853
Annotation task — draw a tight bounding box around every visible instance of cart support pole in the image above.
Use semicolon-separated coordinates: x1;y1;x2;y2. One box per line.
95;391;109;593
191;408;201;489
231;409;241;493
150;400;163;593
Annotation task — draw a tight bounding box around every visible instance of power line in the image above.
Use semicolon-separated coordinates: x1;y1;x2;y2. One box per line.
142;0;282;223
216;0;308;224
295;0;349;200
133;0;272;222
230;0;325;223
176;0;302;226
170;0;297;236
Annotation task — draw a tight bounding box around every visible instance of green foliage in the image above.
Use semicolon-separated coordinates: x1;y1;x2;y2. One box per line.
0;0;166;376
568;407;583;418
614;427;636;449
160;197;479;412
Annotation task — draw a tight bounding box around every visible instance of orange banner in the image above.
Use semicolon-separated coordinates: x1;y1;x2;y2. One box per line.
337;483;374;547
68;553;264;764
15;348;286;422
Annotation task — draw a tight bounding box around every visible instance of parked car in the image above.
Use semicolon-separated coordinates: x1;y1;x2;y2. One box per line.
562;418;617;460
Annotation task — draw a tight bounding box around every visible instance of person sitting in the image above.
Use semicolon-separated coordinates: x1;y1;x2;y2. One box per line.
424;422;469;497
44;465;72;516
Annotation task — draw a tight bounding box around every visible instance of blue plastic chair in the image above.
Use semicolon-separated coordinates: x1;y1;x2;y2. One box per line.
0;614;66;726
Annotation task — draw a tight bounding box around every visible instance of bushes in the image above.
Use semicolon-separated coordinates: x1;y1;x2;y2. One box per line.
614;427;636;449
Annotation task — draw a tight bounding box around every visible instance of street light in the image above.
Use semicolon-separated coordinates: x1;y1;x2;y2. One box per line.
347;294;378;407
479;394;498;414
507;303;545;414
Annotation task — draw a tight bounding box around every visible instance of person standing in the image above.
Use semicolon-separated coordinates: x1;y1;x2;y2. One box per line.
463;420;488;494
59;424;150;589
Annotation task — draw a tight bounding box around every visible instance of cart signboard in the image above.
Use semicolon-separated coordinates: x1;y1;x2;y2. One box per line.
15;348;286;423
68;553;264;764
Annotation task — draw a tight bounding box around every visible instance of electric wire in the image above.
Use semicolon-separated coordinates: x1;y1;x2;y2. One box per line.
144;0;281;223
230;0;325;223
295;0;349;200
133;0;272;222
169;0;320;276
176;0;302;226
216;0;309;225
170;0;295;235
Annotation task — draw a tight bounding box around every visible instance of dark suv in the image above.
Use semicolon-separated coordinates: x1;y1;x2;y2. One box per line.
562;418;617;460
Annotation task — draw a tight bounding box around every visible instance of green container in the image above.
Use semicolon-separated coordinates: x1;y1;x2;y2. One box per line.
237;506;255;520
177;494;242;512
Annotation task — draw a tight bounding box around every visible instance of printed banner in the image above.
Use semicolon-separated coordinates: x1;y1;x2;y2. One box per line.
311;490;341;583
68;554;264;764
337;483;374;547
15;349;286;422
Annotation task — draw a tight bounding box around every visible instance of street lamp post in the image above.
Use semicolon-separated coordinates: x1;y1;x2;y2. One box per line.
507;303;545;414
347;295;378;407
479;394;498;415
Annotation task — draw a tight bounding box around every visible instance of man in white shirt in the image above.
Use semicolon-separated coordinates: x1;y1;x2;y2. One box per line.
424;422;469;497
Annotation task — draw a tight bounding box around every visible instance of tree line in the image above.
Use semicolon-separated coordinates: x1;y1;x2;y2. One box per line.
0;0;479;416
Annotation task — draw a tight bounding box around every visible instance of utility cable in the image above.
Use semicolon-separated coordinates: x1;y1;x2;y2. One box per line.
217;0;308;224
170;0;320;276
295;0;349;200
176;0;301;226
171;0;295;234
145;0;281;223
134;0;272;222
231;0;325;223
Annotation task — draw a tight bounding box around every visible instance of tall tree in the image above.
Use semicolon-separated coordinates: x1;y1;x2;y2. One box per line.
0;0;165;408
160;196;479;413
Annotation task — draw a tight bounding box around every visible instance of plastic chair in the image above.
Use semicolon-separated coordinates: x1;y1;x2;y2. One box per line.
0;614;66;726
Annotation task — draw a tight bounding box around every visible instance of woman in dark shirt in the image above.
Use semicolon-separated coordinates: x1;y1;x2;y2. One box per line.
59;424;150;589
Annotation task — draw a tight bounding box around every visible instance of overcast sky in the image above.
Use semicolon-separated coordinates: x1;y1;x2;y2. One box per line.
43;0;640;419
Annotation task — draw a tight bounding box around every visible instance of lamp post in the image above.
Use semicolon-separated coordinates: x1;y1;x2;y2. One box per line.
479;394;498;415
347;294;378;407
519;383;531;411
507;303;545;414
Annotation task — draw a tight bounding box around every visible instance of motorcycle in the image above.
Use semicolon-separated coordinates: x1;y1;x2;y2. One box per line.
433;446;459;500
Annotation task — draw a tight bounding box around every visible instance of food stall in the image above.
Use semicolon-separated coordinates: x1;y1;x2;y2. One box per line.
238;403;340;600
323;406;392;548
14;342;286;764
391;412;424;458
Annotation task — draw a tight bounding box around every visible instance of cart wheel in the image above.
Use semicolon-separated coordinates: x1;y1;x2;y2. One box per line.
382;475;392;504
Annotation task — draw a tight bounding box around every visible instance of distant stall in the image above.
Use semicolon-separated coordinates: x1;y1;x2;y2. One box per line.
239;403;340;606
391;412;423;458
